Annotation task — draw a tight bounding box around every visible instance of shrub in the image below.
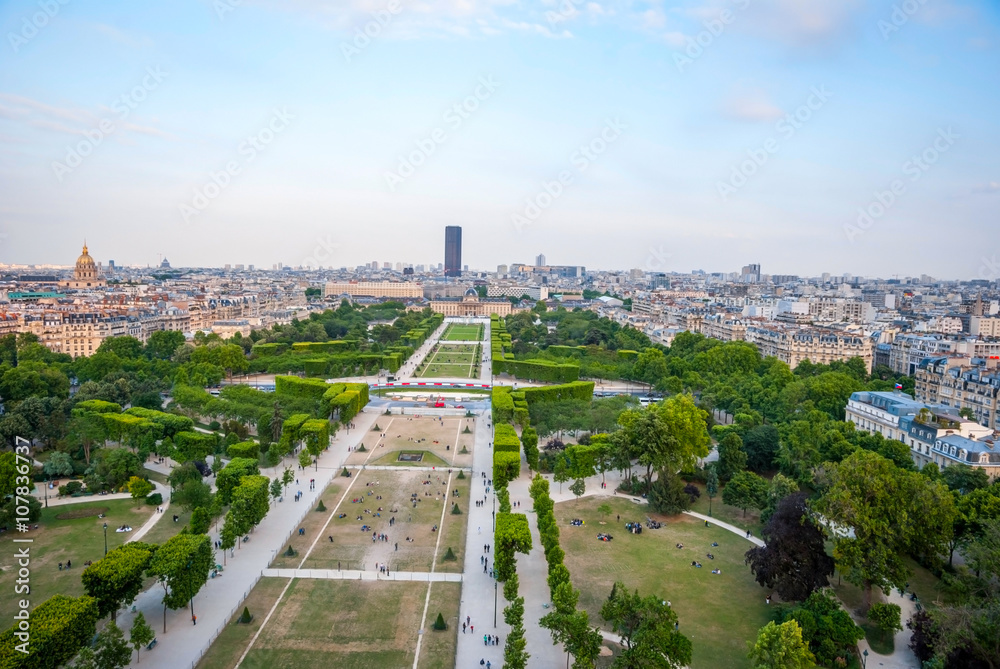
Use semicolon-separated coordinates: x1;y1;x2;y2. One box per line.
208;421;221;431
443;547;457;561
341;467;351;477
683;483;701;502
463;426;472;434
316;500;327;512
451;503;462;515
357;444;367;452
457;470;466;479
283;545;298;557
60;480;84;496
460;446;469;454
432;613;447;631
239;607;252;624
372;424;382;432
145;492;163;506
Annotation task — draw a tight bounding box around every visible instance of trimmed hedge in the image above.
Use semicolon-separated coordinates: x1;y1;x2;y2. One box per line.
521;381;595;405
73;399;122;415
124;407;194;437
174;431;218;463
493;451;521;489
227;441;260;460
300;419;330;451
275;376;330;400
494;358;580;383
0;595;99;669
250;342;288;357
494;424;521;453
491;386;514;424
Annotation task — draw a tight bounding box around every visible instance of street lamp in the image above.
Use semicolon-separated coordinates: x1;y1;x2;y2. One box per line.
103;522;108;556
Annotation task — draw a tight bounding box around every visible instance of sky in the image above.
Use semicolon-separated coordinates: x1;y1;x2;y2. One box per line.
0;0;998;278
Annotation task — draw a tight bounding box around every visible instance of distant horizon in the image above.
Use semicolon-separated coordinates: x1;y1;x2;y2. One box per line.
1;1;998;280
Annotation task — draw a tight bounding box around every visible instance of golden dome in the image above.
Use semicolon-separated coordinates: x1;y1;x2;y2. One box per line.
74;242;98;281
76;244;95;268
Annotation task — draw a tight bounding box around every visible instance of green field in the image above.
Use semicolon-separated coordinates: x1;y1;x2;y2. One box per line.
416;344;479;379
441;324;483;341
556;496;772;669
0;498;155;621
222;578;461;669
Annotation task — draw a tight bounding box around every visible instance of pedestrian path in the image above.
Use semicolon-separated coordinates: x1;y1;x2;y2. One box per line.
455;418;510;668
682;511;765;547
262;567;462;582
116;407;381;669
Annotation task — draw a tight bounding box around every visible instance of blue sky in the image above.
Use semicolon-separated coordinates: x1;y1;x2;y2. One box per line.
0;0;998;278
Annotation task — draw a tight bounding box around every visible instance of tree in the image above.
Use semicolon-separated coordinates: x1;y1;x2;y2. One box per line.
553;456;570;493
706;467;719;516
147;534;213;632
0;451;18;498
43;451;75;479
816;450;955;612
569;478;585;499
540;581;603;669
600;581;692;669
717;432;748;481
298;449;312;470
762;473;799;523
128;476;154;507
782;590;864;666
868;602;902;642
941;464;990;494
281;466;294;496
189;507;211;534
129;612;155;663
82;542;156;622
215;457;259;505
745;493;834;601
0;493;42;526
269;477;283;501
172;479;213;512
145;329;185;361
72;620;132;669
722;471;769;517
746;620;816;669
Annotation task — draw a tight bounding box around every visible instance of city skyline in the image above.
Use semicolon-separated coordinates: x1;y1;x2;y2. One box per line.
0;1;998;277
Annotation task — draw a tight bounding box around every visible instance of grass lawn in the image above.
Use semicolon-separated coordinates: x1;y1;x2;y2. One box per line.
687;481;764;537
441;324;483;341
556;496;771;669
299;469;457;572
195;577;289;669
237;578;456;669
417;583;462;669
372;451;450;467
0;498;155;621
416;344;480;379
140;507;192;546
434;476;470;573
347;416;475;469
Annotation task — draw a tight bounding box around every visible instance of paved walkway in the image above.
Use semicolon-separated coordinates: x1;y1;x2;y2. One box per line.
855;588;920;668
116;407;382;669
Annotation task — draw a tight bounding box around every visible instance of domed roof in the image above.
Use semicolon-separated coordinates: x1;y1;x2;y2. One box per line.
76;243;95;268
464;287;478;297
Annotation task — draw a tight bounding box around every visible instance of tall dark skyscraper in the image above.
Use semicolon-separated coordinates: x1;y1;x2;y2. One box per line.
444;226;462;277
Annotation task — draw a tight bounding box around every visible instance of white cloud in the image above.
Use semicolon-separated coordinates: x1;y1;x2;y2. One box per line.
722;88;783;122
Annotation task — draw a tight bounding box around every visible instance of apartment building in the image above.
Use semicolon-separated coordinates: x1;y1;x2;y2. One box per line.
915;356;1000;430
971;317;1000;338
746;326;873;371
846;390;1000;478
700;314;748;342
323;281;423;299
487;284;548;301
